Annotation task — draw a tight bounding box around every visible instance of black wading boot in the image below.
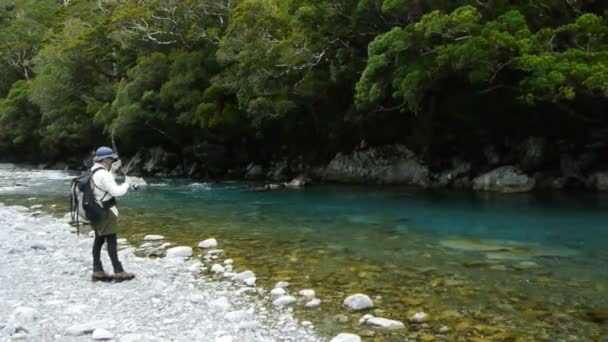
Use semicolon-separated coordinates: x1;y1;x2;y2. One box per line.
113;271;135;282
91;271;113;282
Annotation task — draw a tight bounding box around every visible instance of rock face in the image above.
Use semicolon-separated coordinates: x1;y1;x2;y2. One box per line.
519;137;548;171
324;145;429;186
343;294;373;311
245;163;264;180
588;172;608;191
435;159;471;187
472;166;535;193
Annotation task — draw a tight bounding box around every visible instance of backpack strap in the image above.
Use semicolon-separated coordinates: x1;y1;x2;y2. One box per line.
90;168;109;202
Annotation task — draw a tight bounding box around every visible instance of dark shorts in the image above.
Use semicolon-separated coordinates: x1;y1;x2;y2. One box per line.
91;209;117;236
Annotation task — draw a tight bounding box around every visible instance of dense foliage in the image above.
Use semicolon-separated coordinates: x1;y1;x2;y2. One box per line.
0;0;606;170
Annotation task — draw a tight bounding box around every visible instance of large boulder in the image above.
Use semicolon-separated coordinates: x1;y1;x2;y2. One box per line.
473;166;535;193
324;145;429;186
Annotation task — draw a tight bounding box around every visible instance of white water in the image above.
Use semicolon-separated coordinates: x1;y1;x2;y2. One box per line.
0;204;320;341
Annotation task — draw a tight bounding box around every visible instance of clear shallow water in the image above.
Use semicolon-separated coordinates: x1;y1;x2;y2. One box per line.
1;164;607;340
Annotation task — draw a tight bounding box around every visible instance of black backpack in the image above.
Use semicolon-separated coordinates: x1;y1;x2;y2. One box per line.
69;168;107;232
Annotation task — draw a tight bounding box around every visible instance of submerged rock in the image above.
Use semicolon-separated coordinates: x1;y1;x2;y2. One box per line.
330;333;361;342
410;311;429;323
299;289;316;299
364;317;405;330
275;281;289;289
343;294;373;311
473;166;535;193
305;298;321;308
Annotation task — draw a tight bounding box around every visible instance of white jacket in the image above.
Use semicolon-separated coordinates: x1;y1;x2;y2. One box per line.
91;163;129;216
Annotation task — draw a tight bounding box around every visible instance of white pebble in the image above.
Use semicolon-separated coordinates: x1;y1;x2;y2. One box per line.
270;288;286;297
143;234;165;241
273;295;296;307
299;289;315;299
92;328;114;340
211;264;225;274
274;281;289;289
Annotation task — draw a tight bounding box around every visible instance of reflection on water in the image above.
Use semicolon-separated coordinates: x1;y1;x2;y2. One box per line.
1;166;607;340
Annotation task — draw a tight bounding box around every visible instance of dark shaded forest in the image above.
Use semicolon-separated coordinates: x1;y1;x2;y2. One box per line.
1;0;607;177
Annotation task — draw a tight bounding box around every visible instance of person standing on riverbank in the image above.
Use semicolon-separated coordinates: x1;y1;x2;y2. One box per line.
90;146;135;282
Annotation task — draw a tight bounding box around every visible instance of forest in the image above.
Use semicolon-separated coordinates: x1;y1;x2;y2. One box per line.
0;0;607;176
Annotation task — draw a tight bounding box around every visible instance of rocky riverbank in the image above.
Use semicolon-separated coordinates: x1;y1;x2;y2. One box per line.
0;203;320;342
40;137;608;192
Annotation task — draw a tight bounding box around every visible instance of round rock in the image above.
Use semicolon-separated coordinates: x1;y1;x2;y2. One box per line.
273;295;297;307
343;294;373;311
299;289;315;299
198;238;218;249
270;288;286;297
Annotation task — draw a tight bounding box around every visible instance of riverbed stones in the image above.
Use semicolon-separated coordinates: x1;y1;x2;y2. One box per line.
166;246;192;258
273;295;297;307
330;333;361;342
270;288;286;297
143;235;165;241
198;238;218;249
364;316;405;329
343;294;373;310
223;258;233;265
